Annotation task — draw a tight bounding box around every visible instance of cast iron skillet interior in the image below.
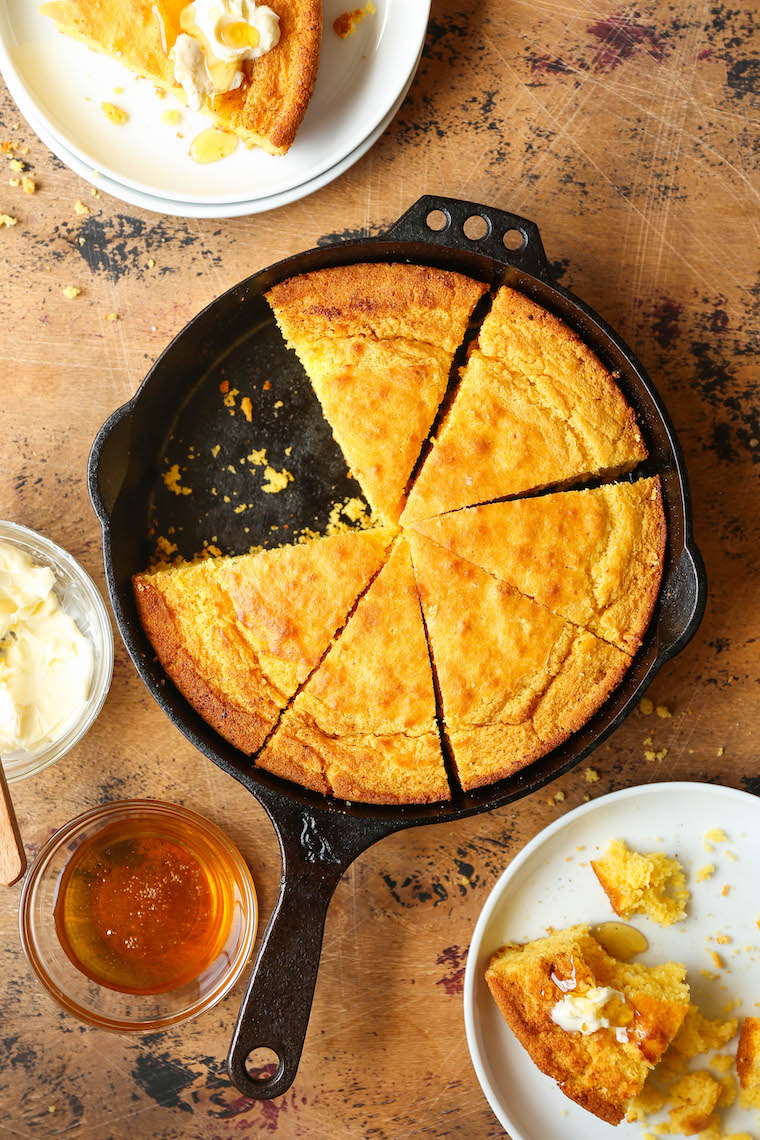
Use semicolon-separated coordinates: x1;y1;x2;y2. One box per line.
87;195;706;1099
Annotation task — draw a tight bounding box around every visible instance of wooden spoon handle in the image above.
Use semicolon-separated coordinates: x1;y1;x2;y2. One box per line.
0;758;26;886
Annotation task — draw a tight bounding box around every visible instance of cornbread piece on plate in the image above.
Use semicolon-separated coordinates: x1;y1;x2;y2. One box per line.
132;527;393;787
485;924;689;1124
401;286;647;523
40;0;322;154
591;838;689;926
267;265;488;523
257;539;449;804
666;1071;723;1134
670;1005;738;1058
408;477;666;654
408;533;631;791
737;1016;760;1109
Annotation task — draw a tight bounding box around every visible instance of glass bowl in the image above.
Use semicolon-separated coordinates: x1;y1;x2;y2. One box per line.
0;519;114;782
19;799;258;1032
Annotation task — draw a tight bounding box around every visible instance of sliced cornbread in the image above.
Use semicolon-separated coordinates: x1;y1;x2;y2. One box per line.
408;478;666;653
41;0;322;154
737;1016;760;1109
591;839;689;926
267;264;487;523
132;528;393;786
402;286;647;523
256;539;449;804
485;924;689;1124
408;532;631;791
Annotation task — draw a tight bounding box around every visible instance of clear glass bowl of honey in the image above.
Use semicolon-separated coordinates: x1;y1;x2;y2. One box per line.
19;799;257;1031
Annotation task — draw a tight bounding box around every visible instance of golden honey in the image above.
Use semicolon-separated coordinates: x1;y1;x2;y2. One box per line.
53;817;236;994
593;921;649;962
190;127;239;163
221;21;260;49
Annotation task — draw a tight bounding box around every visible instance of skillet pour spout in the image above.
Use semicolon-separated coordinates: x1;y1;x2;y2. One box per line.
87;194;706;1099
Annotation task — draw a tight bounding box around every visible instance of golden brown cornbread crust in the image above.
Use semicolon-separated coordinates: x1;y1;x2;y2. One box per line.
737;1016;760;1102
266;263;488;352
410;478;666;654
485;925;689;1125
40;0;321;155
133;574;276;755
408;532;631;791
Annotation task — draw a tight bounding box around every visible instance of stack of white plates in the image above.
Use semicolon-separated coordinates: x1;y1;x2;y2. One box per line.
0;1;429;218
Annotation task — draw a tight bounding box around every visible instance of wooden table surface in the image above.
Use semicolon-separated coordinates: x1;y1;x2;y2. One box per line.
1;1;758;1136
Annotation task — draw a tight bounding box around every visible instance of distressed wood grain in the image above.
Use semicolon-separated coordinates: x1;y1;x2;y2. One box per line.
1;0;759;1136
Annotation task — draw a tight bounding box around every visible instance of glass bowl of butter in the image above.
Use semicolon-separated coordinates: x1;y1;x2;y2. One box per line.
0;520;114;782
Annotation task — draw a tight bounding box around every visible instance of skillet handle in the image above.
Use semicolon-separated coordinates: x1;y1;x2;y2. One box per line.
227;806;398;1100
382;194;552;281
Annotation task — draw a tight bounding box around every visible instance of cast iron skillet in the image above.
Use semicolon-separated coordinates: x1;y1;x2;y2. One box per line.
87;195;706;1100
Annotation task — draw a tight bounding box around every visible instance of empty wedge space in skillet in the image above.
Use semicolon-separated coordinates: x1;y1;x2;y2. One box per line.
132;527;394;780
401;286;648;524
257;538;450;804
40;0;322;154
266;264;489;523
408;477;666;655
408;533;631;792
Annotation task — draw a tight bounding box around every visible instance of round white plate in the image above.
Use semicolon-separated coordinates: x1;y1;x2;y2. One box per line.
8;62;416;218
0;0;429;205
464;782;760;1140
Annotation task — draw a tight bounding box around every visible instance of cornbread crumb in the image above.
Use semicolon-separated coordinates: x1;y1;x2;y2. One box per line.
22;176;36;194
101;102;128;125
626;1083;667;1122
591;839;689;926
671;1005;738;1057
697;865;716;883
333;3;375;37
639;697;655;715
584;767;600;783
709;950;724;969
554;790;566;802
74;199;90;216
247;449;267;466
240;396;253;422
147;257;156;269
721;884;730;897
717;746;725;757
9;158;24;173
210;444;220;458
709;1053;735;1076
705;829;728;844
90;188;100;198
61;285;81;299
261;467;294;494
162;464;192;496
105;312;119;322
667;1071;722;1134
715;934;730;945
326;497;376;535
153;535;178;562
725;851;737;862
656;704;672;718
0;213;18;228
161;110;181;126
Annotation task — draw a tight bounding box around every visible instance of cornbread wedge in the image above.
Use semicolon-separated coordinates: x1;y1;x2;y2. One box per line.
402;286;647;523
132;528;393;787
485;924;689;1124
737;1016;760;1109
408;533;631;791
40;0;321;154
257;539;449;804
267;264;488;523
408;478;666;654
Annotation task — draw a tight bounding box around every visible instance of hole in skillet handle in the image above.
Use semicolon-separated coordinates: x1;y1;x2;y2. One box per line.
389;194;552;281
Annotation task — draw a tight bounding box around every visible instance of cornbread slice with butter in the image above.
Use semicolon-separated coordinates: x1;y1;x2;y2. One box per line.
132;527;393;792
257;539;449;805
408;532;631;791
408;478;666;654
40;0;321;154
485;924;689;1125
401;287;647;523
267;264;488;523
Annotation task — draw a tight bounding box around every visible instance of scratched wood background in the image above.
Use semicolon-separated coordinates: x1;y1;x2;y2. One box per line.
1;0;759;1136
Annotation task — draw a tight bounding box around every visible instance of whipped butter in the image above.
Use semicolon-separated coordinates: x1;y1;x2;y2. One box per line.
172;0;280;110
550;986;631;1043
0;543;93;754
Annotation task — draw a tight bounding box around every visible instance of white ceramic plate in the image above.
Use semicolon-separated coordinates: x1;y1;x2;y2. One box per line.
464;782;760;1140
0;0;429;205
7;63;417;218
